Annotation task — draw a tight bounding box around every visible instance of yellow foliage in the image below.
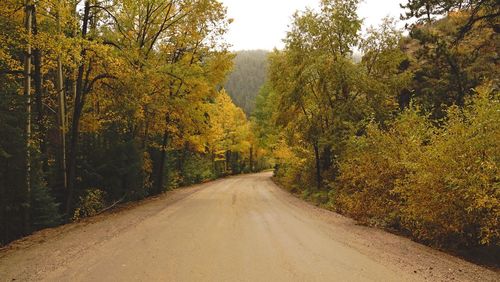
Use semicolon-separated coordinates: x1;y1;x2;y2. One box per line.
335;85;499;247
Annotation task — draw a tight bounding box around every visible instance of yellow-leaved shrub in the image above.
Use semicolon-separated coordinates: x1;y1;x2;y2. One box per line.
396;85;499;247
335;109;431;228
335;85;499;247
273;139;310;193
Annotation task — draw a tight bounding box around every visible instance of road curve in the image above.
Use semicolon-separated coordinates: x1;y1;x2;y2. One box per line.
0;172;498;281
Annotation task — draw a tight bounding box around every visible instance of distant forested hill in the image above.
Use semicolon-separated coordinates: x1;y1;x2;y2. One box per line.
225;50;269;115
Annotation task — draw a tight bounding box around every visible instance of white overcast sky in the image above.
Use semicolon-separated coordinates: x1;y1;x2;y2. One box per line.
220;0;408;50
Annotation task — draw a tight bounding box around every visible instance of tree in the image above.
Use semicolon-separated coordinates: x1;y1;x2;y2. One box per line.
268;0;363;189
23;0;33;235
207;90;256;175
359;18;412;121
401;0;500;40
403;10;498;118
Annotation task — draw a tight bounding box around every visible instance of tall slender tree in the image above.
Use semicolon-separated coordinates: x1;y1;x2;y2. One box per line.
23;0;33;234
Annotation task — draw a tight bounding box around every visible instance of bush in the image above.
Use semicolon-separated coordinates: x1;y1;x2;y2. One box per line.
335;109;431;228
181;153;216;185
310;191;329;206
273;140;316;193
334;85;499;247
72;188;106;221
31;183;62;230
396;86;499;247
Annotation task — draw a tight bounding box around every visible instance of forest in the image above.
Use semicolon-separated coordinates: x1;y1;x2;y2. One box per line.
224;50;268;115
253;0;499;250
0;0;498;257
0;0;268;245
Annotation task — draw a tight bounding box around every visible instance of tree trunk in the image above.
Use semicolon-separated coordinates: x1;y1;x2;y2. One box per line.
66;1;90;217
211;151;216;176
249;145;253;172
32;5;47;173
313;142;321;190
24;0;33;235
56;2;68;193
156;129;169;193
225;151;230;174
1;160;8;243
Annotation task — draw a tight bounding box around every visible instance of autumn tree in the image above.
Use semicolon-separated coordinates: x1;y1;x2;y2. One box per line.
268;0;363;189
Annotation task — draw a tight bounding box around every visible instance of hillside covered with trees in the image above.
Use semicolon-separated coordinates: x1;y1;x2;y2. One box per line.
224;50;269;115
0;0;268;245
253;0;499;250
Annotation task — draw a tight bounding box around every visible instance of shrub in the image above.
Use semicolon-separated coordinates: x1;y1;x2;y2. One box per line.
273;139;310;193
181;153;216;185
335;85;499;247
310;191;329;206
31;183;62;230
72;188;106;221
335;109;431;228
396;85;499;247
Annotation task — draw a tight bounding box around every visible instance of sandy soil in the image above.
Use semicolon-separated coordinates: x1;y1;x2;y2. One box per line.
0;172;498;281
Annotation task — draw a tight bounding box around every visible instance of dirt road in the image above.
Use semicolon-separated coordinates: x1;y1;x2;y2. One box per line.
0;172;498;281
